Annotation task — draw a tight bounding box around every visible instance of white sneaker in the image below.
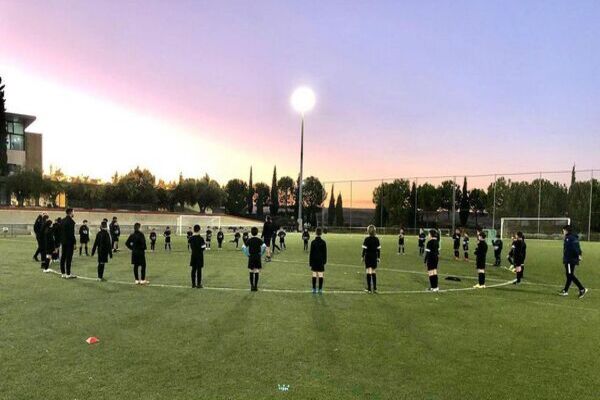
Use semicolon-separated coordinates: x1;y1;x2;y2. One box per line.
66;275;77;279
428;287;439;292
135;280;140;285
141;280;150;285
61;274;66;278
43;269;51;273
558;290;568;296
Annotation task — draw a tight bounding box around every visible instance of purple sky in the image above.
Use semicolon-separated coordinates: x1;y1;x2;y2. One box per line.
1;0;599;197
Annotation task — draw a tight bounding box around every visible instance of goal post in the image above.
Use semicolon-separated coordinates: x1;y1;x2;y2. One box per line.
177;215;222;236
499;217;570;240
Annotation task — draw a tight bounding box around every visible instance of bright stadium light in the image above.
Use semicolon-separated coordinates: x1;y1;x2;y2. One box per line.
291;86;316;232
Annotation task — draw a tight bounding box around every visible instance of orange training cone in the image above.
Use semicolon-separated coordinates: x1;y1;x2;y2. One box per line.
86;337;99;344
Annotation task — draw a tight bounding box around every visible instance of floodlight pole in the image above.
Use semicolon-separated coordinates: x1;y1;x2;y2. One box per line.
492;174;497;229
537;172;542;234
589;170;594;241
297;115;304;232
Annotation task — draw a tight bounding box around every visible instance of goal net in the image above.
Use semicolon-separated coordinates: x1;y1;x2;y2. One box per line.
500;217;570;240
177;215;221;236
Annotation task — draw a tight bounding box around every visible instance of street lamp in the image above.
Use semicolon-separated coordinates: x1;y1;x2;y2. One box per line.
291;86;316;232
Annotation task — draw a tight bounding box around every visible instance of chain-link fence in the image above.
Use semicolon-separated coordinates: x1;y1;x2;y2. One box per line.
320;169;599;241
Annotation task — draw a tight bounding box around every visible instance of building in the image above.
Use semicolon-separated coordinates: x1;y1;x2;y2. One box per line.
5;112;42;173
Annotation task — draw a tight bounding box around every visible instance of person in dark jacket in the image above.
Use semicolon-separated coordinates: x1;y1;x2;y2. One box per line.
205;228;212;250
149;228;157;251
186;227;193;251
230;229;241;248
52;217;62;262
492;234;503;266
91;221;112;281
164;227;172;251
242;227;266;291
507;233;517;270
278;228;286;250
309;228;327;294
362;225;381;293
261;216;275;261
398;229;405;255
512;231;527;284
189;225;207;288
452;229;461;260
473;232;488;288
126;223;148;284
559;225;587;298
79;220;90;256
424;229;440;292
33;214;43;261
109;217;121;252
40;219;54;272
60;209;77;279
462;233;470;261
302;228;310;252
418;228;426;256
242;230;249;246
217;228;224;250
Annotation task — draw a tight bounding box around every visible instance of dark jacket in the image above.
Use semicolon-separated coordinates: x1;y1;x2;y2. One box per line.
362;236;381;267
309;237;327;269
125;231;147;266
512;240;527;266
61;216;76;247
424;238;439;267
92;230;113;263
41;225;55;254
79;225;90;243
33;216;43;238
109;222;121;239
189;235;206;268
563;233;582;265
475;240;488;268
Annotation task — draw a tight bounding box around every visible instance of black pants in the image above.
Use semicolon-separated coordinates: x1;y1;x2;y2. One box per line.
34;238;42;259
494;251;501;266
454;249;459;258
232;239;239;248
304;240;308;251
41;251;49;270
151;241;156;251
98;263;105;279
564;263;584;292
60;245;74;275
218;240;223;249
398;245;404;254
419;246;424;256
79;243;89;256
191;266;202;287
133;264;146;281
280;240;286;249
165;242;171;250
272;241;280;252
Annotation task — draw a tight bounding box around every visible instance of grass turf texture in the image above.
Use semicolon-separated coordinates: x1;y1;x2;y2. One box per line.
1;233;599;400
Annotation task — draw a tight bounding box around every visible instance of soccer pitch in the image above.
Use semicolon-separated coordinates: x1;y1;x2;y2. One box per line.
1;233;598;399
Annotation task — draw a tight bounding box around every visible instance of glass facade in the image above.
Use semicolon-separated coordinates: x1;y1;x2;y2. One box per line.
5;121;25;150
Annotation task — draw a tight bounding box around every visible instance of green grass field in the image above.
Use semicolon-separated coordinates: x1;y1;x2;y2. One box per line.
1;233;599;399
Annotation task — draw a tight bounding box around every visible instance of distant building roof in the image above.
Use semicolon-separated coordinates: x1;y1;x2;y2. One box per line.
6;112;36;129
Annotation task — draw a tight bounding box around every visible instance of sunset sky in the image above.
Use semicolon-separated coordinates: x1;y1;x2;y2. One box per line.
1;0;599;199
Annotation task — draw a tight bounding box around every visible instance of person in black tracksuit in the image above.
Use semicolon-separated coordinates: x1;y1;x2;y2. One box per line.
452;229;461;260
424;229;440;291
397;229;405;255
33;214;43;261
242;230;249;246
559;225;587;298
302;229;310;252
186;227;193;251
512;232;527;284
79;220;90;256
278;228;286;250
40;219;54;272
52;218;62;262
126;223;148;284
492;234;503;266
189;225;207;288
507;234;517;269
463;233;470;260
109;217;121;252
474;232;488;288
271;229;281;253
205;228;213;250
60;209;77;279
91;221;112;281
262;216;275;261
362;225;381;293
309;228;327;294
243;227;266;291
217;229;224;249
164;227;172;251
418;228;426;256
149;229;157;251
231;230;241;248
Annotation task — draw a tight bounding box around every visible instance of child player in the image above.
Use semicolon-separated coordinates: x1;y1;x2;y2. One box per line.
242;227;266;291
91;220;112;281
512;232;527;284
424;229;440;292
302;228;310;252
452;228;461;260
164;226;172;251
109;216;121;252
492;234;503;266
231;229;241;248
217;228;224;250
186;227;193;251
418;228;426;256
278;227;286;250
189;224;206;288
149;228;157;252
397;228;405;255
79;220;90;256
473;231;488;288
205;227;213;250
463;232;470;261
309;227;327;294
125;223;148;285
242;230;249;246
507;233;517;271
362;225;380;293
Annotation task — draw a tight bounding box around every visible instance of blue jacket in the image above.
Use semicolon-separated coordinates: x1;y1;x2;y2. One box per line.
563;233;582;265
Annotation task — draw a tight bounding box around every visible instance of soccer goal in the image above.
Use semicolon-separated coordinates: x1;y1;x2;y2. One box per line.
499;217;570;240
176;215;221;236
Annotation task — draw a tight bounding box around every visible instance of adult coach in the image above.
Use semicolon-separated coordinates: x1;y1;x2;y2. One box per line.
262;216;275;262
559;225;587;299
60;208;77;279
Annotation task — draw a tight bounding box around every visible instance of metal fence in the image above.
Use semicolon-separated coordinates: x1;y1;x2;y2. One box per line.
320;168;599;241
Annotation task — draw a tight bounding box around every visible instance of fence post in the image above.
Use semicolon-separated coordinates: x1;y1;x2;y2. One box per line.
537;172;542;235
589;170;594;241
492;174;497;230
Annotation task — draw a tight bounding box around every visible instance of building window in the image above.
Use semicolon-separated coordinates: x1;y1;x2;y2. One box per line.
9;134;24;150
4;122;25;150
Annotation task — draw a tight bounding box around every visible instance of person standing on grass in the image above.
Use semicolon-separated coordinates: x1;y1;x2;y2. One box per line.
243;227;266;291
33;214;43;262
205;227;213;250
52;217;62;263
271;229;281;253
302;228;310;252
559;225;587;299
398;229;405;255
109;216;121;252
91;220;112;281
424;229;440;292
362;225;381;293
492;234;503;266
186;227;193;251
278;227;286;250
126;223;148;285
242;229;249;246
40;219;54;273
79;220;90;256
189;224;207;288
164;226;172;251
231;229;241;248
309;227;327;294
512;231;527;285
60;208;77;279
418;228;426;256
507;233;517;271
262;216;275;261
473;232;488;288
452;228;461;260
149;228;157;251
462;232;470;261
217;228;224;250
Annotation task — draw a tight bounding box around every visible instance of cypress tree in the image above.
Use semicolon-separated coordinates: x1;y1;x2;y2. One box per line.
0;77;8;205
327;185;335;226
270;166;279;215
459;176;470;226
247;166;254;214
